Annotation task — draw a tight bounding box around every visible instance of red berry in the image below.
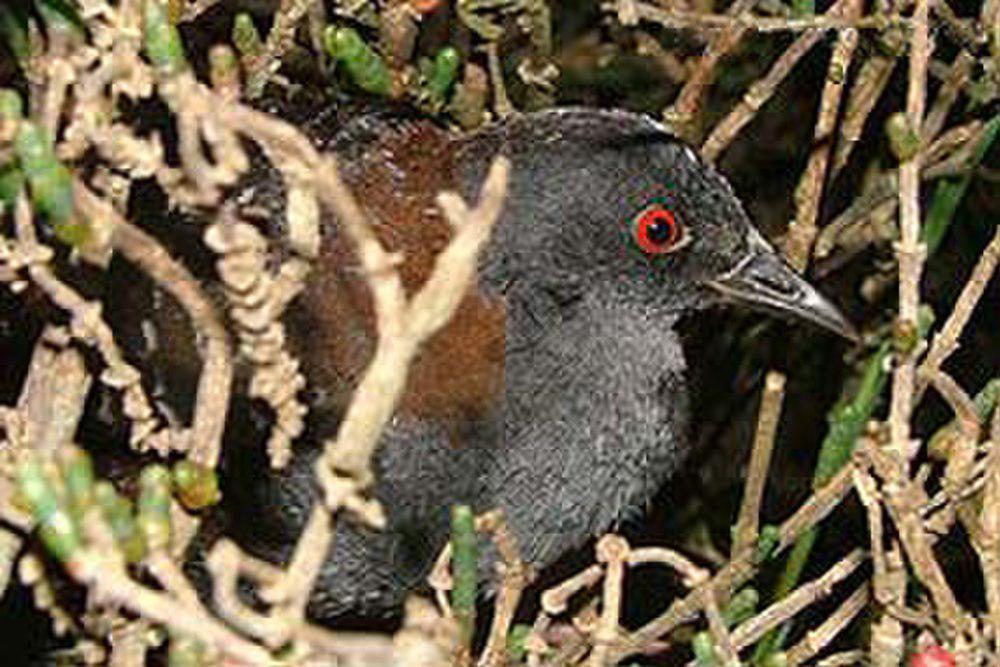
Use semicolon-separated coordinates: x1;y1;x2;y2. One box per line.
910;645;955;667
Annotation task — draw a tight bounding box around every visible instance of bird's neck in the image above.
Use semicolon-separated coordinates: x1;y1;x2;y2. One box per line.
481;288;692;567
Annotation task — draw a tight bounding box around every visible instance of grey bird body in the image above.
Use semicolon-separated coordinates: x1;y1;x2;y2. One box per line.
181;107;852;621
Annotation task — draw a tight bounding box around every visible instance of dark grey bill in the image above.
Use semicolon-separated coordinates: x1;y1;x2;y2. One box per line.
707;249;859;342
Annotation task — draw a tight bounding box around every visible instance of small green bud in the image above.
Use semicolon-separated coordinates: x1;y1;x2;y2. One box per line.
754;525;781;564
208;44;240;95
168;633;207;667
691;631;718;666
94;482;146;563
425;47;461;104
17;460;61;524
506;624;531;661
325;27;392;97
891;316;919;356
762;651;789;667
885;112;921;162
142;0;186;73
450;504;478;645
232;13;263;57
722;587;759;627
138;465;172;552
58;446;94;514
14;122;76;226
874;25;906;57
171;459;220;510
17;459;83;562
828;62;846;85
0;88;23;120
791;0;814;16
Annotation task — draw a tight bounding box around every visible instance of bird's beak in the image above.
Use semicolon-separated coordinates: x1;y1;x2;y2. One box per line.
706;250;859;341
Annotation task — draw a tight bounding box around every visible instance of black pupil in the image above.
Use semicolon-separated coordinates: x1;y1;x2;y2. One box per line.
645;215;673;245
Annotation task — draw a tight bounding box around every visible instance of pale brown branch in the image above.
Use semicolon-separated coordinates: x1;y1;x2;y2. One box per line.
588;535;629;667
699;0;856;162
917;225;1000;402
886;0;931;472
786;0;862;272
978;404;1000;649
664;0;756;141
479;511;532;667
785;583;870;666
610;464;856;662
731;371;786;562
612;0;904;32
728;549;866;652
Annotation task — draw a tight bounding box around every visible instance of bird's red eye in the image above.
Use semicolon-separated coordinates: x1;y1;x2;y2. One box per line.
632;205;681;254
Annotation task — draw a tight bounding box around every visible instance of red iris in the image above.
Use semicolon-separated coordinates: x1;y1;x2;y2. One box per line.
634;206;681;254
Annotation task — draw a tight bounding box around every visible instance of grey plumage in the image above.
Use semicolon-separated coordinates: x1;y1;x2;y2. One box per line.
184;107;851;621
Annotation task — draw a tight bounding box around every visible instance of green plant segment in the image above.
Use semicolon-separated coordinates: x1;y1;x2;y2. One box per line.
451;504;478;647
16;447;219;569
325;26;393;97
142;0;186;74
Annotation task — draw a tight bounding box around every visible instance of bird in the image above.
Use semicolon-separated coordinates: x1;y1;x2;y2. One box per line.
132;104;856;623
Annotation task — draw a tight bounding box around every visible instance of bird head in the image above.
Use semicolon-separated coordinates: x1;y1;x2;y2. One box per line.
457;108;855;340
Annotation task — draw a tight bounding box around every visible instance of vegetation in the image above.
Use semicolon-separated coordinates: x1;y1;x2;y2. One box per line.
0;0;997;664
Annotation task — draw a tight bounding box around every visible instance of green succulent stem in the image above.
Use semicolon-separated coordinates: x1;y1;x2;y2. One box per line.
138;465;173;552
13;120;86;245
324;26;392;96
450;504;478;646
142;0;186;73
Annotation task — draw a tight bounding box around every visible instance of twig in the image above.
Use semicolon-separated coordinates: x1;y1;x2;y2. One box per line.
786;0;861;272
925;370;980;441
731;372;786;561
179;0;226;23
923;51;974;142
485;42;513;119
702;586;740;666
85;564;272;665
479;511;532;667
628;547;709;588
853;463;890;604
916;225;1000;402
664;0;756;141
817;650;867;666
728;549;866;652
830;26;904;178
978;404;1000;649
609;464;856;662
244;0;319;97
886;0;931;471
588;535;629;667
13;193;160;450
541;565;605;616
884;481;965;635
206;539;294;648
869;546;906;666
701;0;851;162
785;583;870;666
204;214;309;469
612;0;904;33
86;187;233;470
